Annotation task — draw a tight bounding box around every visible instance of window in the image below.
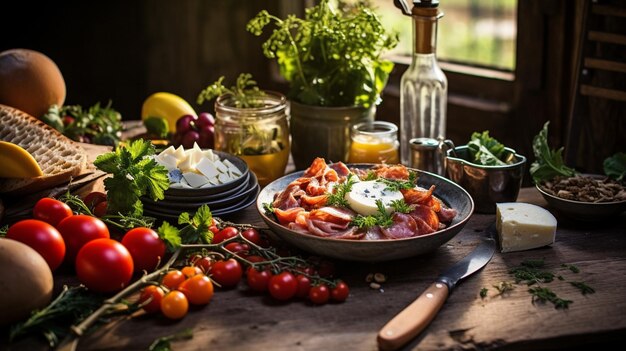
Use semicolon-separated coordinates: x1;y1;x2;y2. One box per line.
373;0;518;71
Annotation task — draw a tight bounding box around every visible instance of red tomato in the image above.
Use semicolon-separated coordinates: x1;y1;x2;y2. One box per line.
189;255;214;274
121;227;166;272
213;226;239;244
309;284;330;305
295;274;312;298
179;274;214;305
268;271;298;301
241;228;262;245
161;291;188;319
246;255;267;264
75;238;134;293
94;201;108;217
224;242;250;257
57;215;110;261
331;281;350;302
6;219;66;271
32;198;73;227
83;191;107;209
211;259;242;287
162;270;186;290
209;225;220;235
139;285;165;313
246;267;272;292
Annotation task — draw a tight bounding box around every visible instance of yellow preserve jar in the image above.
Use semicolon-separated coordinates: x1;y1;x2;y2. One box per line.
348;121;400;164
214;91;290;186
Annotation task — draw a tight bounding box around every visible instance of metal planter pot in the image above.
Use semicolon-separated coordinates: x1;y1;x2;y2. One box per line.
289;101;375;170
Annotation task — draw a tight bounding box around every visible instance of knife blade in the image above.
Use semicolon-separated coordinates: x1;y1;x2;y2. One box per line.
377;224;497;351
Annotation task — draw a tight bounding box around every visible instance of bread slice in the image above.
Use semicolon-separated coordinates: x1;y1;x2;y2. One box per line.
0;104;86;195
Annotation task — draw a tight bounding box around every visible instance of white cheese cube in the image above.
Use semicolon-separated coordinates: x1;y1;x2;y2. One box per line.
203;149;217;161
213;159;229;174
182;172;210;188
160;146;176;156
196;158;220;179
223;159;242;176
208;177;220;185
496;203;557;253
189;149;205;165
218;173;231;184
174;146;186;160
178;156;196;173
345;180;404;216
157;154;179;171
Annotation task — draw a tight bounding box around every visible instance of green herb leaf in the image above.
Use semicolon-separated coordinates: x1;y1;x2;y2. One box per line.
467;130;510;166
528;286;572;309
176;206;214;245
479;287;488;299
389;199;413;214
493;281;515;295
603;152;626;181
530;122;577;183
570;281;595;295
197;73;266;108
561;263;580;273
509;259;555;285
149;329;193;351
326;174;357;208
378;171;417;192
157;221;182;253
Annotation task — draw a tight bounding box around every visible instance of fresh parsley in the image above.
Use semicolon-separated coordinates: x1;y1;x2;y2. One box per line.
326;174;357;208
93;139;170;215
178;205;214;244
197;73;266;108
378;171;417;192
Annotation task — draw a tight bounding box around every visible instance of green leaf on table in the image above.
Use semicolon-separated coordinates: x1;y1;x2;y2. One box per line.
529;122;577;183
603;152;626;181
148;329;193;351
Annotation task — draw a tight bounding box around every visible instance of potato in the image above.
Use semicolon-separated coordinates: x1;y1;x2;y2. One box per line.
0;238;54;326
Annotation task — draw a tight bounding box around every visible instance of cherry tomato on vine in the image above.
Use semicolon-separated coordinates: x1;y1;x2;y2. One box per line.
161;291;188;319
57;215;110;261
295;274;312;298
75;238;134;293
316;260;335;278
331;281;350;302
241;228;262;245
309;284;330;305
224;242;249;257
246;255;267;264
139;285;165;313
246;267;272;292
93;201;108;217
6;219;66;271
213;226;239;244
209;225;220;235
162;270;186;289
181;265;203;278
179;274;214;305
211;259;242;287
268;271;298;301
190;255;214;274
83;191;107;209
32;198;73;227
121;227;166;272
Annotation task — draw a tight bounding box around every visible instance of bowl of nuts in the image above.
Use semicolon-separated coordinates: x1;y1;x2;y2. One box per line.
536;174;626;221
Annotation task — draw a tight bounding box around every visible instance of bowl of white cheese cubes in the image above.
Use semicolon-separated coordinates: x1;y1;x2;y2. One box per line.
142;143;259;219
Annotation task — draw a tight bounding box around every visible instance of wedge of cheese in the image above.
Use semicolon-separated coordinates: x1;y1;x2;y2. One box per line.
0;141;43;178
496;202;557;253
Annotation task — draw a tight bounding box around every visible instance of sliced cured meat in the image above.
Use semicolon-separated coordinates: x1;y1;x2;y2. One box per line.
374;164;410;180
309;206;356;226
329;162;350;178
380;213;418;239
303;157;328;178
412;216;437;235
438;206;457;223
306;219;362;239
274;207;305;225
301;194;328;209
305;177;326;196
409;204;439;232
288;222;311;235
402;185;435;205
272;183;303;210
364;226;385;240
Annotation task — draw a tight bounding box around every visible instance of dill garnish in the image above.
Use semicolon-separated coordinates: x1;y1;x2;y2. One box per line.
528;286;573;309
326;174;357;208
570;281;595;295
378;171;418;192
389;199;413;214
509;259;555;285
351;200;394;228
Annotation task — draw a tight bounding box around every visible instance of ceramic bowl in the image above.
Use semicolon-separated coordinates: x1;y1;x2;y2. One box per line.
256;165;474;262
446;145;526;214
536;175;626;221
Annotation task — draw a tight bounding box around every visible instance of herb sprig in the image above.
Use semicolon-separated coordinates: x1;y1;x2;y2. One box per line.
352;200;393;228
530;122;577;183
378;171;418;192
326;174;357;208
197;73;265;108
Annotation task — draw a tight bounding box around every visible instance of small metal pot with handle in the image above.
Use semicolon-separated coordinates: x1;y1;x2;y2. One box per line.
445;145;526;214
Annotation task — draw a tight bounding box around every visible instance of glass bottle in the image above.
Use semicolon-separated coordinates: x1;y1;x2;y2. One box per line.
399;0;447;168
214;91;290;186
348;121;400;164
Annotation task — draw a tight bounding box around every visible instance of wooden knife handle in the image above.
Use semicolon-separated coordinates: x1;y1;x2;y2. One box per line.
377;281;450;351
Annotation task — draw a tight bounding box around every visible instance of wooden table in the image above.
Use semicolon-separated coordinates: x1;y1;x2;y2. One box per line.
7;187;625;351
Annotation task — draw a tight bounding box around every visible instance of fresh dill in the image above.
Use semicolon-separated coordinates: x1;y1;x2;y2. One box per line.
326;174;357;208
528;286;573;309
377;171;418;192
351;199;393;228
509;259;555;285
570;281;595;295
561;263;580;273
389;199;413;214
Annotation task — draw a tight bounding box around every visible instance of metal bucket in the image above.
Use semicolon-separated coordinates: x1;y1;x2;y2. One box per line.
445;145;526;214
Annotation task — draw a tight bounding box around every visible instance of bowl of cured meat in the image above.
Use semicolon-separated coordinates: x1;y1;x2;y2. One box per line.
257;158;474;262
536;174;626;221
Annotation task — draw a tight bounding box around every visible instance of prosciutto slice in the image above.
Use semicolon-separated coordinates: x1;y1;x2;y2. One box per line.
409;204;439;232
308;206;355;226
380;213;418;239
402;185;435;205
275;207;305;225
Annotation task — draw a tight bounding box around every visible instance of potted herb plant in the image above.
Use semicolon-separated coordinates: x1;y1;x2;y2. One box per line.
247;0;398;169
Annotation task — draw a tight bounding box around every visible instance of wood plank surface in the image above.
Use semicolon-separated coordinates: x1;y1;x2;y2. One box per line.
5;187;624;351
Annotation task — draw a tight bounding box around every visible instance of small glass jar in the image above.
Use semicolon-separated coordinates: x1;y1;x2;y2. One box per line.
348;121;400;164
214;91;290;186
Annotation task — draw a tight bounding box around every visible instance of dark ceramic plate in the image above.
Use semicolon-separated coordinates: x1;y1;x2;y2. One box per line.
145;184;260;220
162;172;250;202
257;164;474;262
163;151;249;197
536;176;626;221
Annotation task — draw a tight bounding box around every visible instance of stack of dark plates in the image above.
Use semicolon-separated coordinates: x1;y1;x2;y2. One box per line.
142;153;259;220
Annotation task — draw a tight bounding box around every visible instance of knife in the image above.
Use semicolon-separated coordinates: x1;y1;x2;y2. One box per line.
377;225;497;351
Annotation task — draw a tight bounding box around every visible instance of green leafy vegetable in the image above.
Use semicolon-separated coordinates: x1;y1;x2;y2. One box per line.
197;73;266;108
177;205;214;244
149;329;194;351
326;174;357;208
247;0;397;107
93;139;169;214
603;152;626;181
530;122;577;183
467;131;511;166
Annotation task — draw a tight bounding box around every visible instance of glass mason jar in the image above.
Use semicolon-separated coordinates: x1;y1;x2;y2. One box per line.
214;91;290;186
348;121;400;164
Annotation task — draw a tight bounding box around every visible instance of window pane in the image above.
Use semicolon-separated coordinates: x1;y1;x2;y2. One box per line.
372;0;517;71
